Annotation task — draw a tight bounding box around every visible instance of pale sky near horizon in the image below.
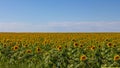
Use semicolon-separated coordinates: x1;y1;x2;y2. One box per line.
0;0;120;32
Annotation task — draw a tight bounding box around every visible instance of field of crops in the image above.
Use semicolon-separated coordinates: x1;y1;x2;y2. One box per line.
0;33;120;68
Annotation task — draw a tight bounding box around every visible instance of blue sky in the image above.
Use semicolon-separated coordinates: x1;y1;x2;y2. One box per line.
0;0;120;32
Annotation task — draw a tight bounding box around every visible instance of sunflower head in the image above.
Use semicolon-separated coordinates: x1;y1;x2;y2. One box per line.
105;39;109;42
36;47;41;53
90;46;95;50
57;46;62;51
74;42;79;47
114;55;120;61
43;40;47;45
26;49;32;53
3;44;7;48
12;45;19;51
65;45;68;48
80;44;83;48
72;39;76;42
98;45;101;48
23;44;28;48
80;55;87;61
113;44;117;48
107;42;113;47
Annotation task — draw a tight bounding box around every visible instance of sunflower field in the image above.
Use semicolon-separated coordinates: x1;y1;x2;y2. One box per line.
0;33;120;68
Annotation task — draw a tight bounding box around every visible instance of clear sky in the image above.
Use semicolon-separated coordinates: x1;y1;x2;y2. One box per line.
0;0;120;32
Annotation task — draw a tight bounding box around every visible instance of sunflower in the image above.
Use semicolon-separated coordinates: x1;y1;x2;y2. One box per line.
23;44;28;48
3;44;7;48
9;42;13;46
80;55;87;61
113;44;117;48
43;40;47;45
64;45;68;48
80;44;83;48
98;45;101;48
57;46;62;51
72;39;76;42
36;47;41;53
12;45;19;51
90;46;95;50
114;55;120;61
26;49;32;53
107;42;113;47
105;39;109;41
74;42;79;47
